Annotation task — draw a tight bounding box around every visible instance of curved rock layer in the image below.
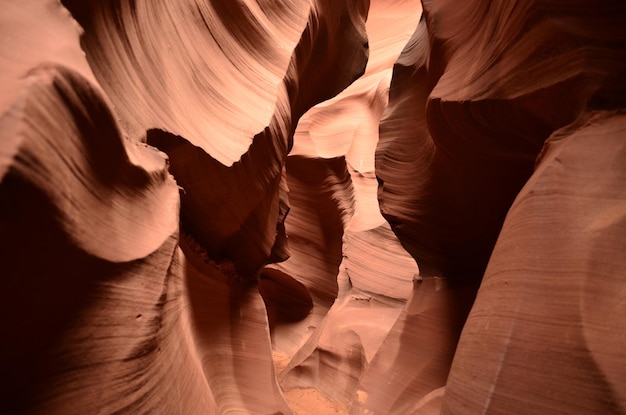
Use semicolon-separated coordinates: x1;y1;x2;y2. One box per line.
265;155;354;357
61;0;312;165
0;3;202;413
376;0;626;413
3;0;626;413
443;111;626;414
61;0;369;279
265;0;422;409
1;0;370;413
378;0;626;282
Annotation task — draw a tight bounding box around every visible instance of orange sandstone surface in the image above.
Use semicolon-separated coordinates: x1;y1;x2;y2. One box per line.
1;0;625;414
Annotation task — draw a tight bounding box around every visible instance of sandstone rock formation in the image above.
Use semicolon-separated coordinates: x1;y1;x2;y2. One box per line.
1;0;624;414
374;1;626;413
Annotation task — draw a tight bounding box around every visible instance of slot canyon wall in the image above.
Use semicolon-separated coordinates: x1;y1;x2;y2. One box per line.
0;0;624;414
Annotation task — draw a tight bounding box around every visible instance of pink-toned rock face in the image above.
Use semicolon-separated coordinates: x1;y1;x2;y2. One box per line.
1;0;625;414
443;112;626;415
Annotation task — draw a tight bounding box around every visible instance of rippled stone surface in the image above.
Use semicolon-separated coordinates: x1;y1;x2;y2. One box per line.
1;0;624;414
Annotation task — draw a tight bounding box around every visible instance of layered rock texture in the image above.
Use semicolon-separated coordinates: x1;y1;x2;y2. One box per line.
1;0;624;414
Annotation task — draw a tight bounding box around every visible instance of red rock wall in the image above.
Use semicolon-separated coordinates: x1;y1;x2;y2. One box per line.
1;0;369;413
1;0;625;414
376;0;626;413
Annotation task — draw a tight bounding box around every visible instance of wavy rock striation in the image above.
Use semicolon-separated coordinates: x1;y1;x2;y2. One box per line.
61;0;369;279
2;0;625;413
1;0;369;413
443;111;626;414
379;0;626;283
61;0;311;165
269;0;422;410
0;2;196;413
376;0;626;413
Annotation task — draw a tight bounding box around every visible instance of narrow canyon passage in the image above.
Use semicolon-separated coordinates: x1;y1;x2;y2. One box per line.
1;0;625;414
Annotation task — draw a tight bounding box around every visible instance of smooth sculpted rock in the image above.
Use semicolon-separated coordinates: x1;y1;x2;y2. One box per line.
443;112;626;414
3;0;625;413
273;0;423;409
1;0;370;413
376;0;626;413
65;0;370;279
0;2;204;413
378;0;626;283
60;0;312;165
